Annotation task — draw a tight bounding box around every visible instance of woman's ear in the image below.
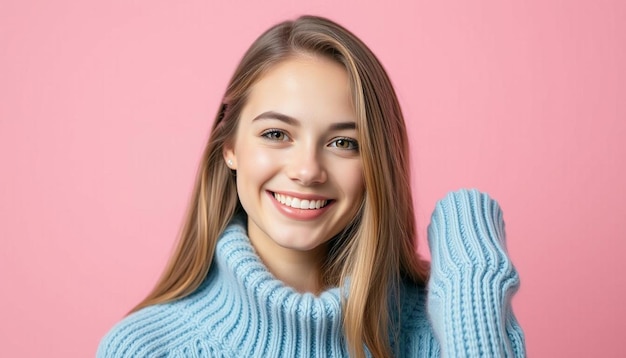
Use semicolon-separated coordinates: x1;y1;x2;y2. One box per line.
223;143;237;170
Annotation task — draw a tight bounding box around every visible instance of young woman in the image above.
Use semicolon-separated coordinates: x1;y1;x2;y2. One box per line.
98;15;525;357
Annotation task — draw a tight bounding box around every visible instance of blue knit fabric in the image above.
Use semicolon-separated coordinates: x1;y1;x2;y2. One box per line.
426;190;526;357
97;189;525;357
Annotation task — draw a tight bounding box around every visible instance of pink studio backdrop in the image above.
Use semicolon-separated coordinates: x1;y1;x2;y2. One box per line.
1;0;624;356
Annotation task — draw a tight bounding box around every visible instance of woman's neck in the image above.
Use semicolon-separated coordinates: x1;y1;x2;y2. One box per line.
246;222;327;294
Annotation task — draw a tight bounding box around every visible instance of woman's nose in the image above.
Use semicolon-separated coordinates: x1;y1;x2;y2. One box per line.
286;145;327;186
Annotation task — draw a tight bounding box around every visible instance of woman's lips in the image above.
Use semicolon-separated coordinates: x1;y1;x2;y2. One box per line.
267;191;334;220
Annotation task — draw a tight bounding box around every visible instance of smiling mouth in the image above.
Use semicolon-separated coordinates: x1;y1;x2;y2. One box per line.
272;192;331;210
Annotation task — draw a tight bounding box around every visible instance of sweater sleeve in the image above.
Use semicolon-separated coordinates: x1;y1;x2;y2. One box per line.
426;189;526;357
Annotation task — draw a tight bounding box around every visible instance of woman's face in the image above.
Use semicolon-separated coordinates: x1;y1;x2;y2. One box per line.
224;55;364;256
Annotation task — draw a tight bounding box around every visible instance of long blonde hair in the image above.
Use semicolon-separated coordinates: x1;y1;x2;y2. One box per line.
132;15;429;357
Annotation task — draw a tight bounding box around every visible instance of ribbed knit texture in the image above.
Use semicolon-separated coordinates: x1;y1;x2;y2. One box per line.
427;189;526;357
97;189;525;357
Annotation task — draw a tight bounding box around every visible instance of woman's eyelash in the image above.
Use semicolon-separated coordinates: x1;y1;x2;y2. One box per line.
329;137;359;151
261;128;291;142
260;129;290;141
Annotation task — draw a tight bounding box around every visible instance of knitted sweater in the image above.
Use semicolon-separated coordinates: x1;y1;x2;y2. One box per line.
97;189;526;357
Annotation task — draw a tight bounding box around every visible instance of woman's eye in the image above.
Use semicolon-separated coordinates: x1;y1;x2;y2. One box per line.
330;138;359;151
261;130;289;141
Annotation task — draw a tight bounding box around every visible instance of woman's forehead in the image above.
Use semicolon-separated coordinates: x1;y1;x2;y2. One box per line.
242;57;356;125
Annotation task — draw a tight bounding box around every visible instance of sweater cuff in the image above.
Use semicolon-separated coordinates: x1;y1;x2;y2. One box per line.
428;266;523;357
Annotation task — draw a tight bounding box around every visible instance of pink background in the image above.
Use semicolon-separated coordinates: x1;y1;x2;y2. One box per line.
1;0;624;356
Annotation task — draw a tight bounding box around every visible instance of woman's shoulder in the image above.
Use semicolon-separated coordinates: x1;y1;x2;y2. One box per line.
96;292;232;358
97;304;174;357
97;302;195;357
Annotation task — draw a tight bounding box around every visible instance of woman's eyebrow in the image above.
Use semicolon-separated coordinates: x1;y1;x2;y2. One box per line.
252;111;356;130
252;111;299;126
329;122;356;131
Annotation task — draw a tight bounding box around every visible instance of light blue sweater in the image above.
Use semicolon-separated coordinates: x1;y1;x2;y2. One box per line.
98;189;526;357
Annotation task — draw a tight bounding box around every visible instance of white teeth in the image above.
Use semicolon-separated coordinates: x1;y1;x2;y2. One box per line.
273;192;328;210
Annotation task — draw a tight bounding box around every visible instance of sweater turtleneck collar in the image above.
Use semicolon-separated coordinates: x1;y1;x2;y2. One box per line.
196;216;349;356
